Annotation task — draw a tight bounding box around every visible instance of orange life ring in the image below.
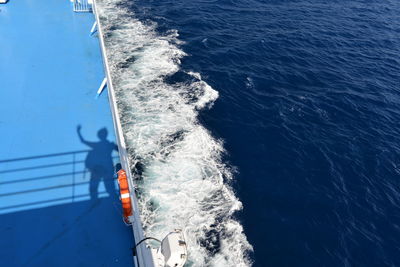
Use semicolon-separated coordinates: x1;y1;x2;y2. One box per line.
117;169;133;224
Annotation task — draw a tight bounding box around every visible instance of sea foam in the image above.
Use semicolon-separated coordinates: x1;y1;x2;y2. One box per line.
96;0;252;265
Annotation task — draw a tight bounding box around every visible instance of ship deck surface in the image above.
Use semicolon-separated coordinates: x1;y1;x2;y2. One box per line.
0;0;133;265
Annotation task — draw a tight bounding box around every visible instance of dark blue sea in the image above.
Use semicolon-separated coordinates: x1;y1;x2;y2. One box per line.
121;0;400;266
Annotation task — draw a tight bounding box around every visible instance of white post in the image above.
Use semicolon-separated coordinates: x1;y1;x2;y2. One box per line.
90;21;97;35
96;77;107;97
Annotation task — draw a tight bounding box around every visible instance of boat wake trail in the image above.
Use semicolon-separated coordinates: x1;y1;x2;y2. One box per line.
97;0;252;265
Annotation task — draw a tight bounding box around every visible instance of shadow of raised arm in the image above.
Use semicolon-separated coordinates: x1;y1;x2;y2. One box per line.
77;125;96;148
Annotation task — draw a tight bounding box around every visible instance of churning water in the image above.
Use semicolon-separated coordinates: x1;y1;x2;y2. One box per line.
96;0;252;265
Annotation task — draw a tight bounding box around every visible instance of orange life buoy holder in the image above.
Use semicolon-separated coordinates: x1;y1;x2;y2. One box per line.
117;169;133;225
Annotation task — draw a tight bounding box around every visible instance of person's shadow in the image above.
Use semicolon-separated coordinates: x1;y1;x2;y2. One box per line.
77;125;118;200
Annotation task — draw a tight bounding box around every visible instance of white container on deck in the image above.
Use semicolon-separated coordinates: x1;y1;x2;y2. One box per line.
151;230;188;267
161;231;188;267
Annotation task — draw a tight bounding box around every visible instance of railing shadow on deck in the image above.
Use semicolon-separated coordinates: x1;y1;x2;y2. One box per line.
0;150;134;267
0;150;119;214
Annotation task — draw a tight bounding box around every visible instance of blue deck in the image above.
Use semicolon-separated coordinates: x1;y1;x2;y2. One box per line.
0;0;134;266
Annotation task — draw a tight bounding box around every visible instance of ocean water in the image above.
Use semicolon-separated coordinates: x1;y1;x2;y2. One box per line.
97;0;400;266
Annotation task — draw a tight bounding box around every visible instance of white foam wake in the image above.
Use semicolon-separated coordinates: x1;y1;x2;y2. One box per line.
96;0;252;265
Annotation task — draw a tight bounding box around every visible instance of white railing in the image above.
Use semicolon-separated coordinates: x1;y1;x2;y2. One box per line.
73;0;92;12
91;1;156;267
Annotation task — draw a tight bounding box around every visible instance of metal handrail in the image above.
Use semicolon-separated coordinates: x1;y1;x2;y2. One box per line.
73;0;92;12
91;1;156;266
